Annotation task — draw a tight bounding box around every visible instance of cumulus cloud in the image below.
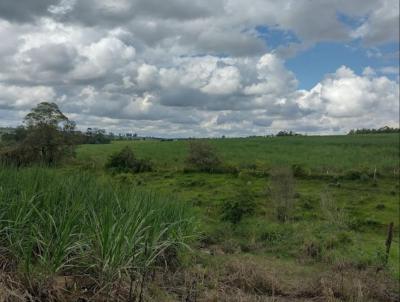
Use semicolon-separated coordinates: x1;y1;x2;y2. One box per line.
0;0;398;136
296;66;399;130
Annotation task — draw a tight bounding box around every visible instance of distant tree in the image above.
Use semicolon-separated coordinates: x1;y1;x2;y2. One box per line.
348;126;400;135
0;102;77;166
276;130;301;137
85;128;111;144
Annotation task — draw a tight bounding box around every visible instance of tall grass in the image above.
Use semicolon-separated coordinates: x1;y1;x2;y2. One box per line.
0;166;196;297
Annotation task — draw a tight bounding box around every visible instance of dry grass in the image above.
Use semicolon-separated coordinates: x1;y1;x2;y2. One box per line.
157;255;399;302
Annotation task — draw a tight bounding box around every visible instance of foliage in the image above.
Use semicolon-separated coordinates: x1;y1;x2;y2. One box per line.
0;126;28;143
84;128;112;144
221;187;256;224
348;126;400;135
185;140;222;172
24;102;68;128
269;167;296;222
0;102;77;166
105;146;152;173
276;130;302;136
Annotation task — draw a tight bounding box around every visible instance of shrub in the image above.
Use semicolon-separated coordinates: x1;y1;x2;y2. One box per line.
221;187;256;224
292;164;308;177
269;167;296;222
185;140;221;172
105;146;152;173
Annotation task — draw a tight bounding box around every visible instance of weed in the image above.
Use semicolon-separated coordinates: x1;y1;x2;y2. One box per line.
269;167;296;222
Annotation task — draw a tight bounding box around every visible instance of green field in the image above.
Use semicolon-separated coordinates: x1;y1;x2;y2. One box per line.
1;134;399;301
77;134;400;175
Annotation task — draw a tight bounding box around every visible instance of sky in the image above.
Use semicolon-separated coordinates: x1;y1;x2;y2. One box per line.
0;0;399;137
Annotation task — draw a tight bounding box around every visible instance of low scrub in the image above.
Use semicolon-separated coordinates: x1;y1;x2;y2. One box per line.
185;140;222;172
221;187;256;224
105;146;152;173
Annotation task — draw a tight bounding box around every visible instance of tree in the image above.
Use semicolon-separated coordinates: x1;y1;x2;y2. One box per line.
0;102;77;166
24;102;68;128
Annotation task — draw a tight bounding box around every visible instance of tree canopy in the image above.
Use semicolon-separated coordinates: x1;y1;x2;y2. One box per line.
24;102;68;128
1;102;77;166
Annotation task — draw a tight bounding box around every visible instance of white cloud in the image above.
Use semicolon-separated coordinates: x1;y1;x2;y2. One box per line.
201;66;241;95
297;66;399;129
0;1;398;136
0;84;56;109
351;0;399;45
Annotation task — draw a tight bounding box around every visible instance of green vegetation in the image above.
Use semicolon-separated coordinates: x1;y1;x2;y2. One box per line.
74;134;399;300
1;119;399;300
0;167;195;300
105;146;153;173
0;102;78;166
348;126;400;135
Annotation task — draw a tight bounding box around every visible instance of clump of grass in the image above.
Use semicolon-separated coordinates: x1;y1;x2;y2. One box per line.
268;167;296;222
320;192;349;228
0;166;196;300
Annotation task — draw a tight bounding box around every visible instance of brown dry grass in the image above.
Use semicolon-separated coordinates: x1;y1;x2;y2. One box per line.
1;256;398;301
158;255;399;302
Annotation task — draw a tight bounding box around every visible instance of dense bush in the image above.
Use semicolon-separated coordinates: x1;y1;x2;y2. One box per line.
221;187;256;224
185;140;222;172
105;146;152;173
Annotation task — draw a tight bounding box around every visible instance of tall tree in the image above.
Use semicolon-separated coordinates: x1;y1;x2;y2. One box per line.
24;102;68;128
1;102;77;166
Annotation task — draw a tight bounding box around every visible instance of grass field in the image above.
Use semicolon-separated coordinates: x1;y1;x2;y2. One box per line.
77;134;400;175
1;134;399;301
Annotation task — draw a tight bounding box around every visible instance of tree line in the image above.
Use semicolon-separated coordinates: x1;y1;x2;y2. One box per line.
0;102;114;166
348;126;399;135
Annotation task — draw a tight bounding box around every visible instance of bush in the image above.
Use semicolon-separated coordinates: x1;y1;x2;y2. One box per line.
221;187;256;224
185;140;221;172
292;164;308;177
269;167;296;222
105;146;152;173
